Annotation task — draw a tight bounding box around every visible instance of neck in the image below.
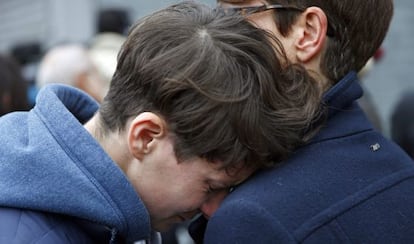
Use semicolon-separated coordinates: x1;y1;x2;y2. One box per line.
301;50;332;93
84;114;132;173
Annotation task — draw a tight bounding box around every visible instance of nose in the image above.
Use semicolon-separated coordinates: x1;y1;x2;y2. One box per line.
200;190;228;219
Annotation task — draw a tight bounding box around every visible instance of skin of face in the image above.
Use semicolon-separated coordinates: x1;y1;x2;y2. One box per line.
84;111;255;232
125;126;254;231
217;0;282;38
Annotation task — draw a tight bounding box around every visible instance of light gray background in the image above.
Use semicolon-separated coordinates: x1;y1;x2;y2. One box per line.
362;0;414;137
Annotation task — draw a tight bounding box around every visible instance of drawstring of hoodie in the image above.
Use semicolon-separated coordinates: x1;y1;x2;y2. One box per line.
110;228;118;244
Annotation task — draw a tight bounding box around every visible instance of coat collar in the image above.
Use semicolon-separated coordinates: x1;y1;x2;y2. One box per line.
310;71;373;143
323;71;363;117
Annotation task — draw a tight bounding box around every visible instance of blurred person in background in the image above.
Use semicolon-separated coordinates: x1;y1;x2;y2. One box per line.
357;47;386;132
0;54;31;116
88;8;130;90
391;90;414;159
36;43;108;102
10;42;43;106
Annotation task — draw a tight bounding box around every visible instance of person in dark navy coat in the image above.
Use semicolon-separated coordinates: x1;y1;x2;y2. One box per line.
190;0;414;243
0;2;326;243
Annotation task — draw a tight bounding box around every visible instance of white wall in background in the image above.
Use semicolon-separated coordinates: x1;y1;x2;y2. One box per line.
0;0;96;53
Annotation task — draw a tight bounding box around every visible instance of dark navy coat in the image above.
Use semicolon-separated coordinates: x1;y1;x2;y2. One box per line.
194;72;414;243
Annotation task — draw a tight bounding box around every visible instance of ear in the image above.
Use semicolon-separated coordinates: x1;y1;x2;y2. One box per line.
294;7;329;63
127;112;166;160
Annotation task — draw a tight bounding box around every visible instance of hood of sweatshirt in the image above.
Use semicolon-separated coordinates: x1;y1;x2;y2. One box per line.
0;84;150;243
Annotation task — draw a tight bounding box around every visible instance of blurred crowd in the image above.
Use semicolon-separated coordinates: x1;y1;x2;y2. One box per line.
0;7;129;114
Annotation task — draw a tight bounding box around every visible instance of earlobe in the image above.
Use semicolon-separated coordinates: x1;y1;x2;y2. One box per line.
295;7;328;63
128;112;166;160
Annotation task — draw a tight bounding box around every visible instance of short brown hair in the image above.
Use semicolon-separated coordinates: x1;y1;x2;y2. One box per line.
99;1;324;169
269;0;393;83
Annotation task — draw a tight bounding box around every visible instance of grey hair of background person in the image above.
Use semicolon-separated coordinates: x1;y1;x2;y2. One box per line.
36;43;94;88
35;43;109;102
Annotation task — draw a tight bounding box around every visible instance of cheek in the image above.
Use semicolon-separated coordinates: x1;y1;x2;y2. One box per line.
146;178;207;215
174;184;209;211
248;14;297;62
247;11;279;34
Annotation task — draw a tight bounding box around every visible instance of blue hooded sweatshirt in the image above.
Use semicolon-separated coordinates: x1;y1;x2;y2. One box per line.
0;84;152;243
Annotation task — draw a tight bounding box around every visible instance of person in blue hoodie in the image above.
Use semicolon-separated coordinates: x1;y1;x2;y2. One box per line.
189;0;414;243
0;1;325;243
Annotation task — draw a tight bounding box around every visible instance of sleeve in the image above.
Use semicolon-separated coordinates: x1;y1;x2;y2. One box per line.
203;200;296;244
0;207;96;244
